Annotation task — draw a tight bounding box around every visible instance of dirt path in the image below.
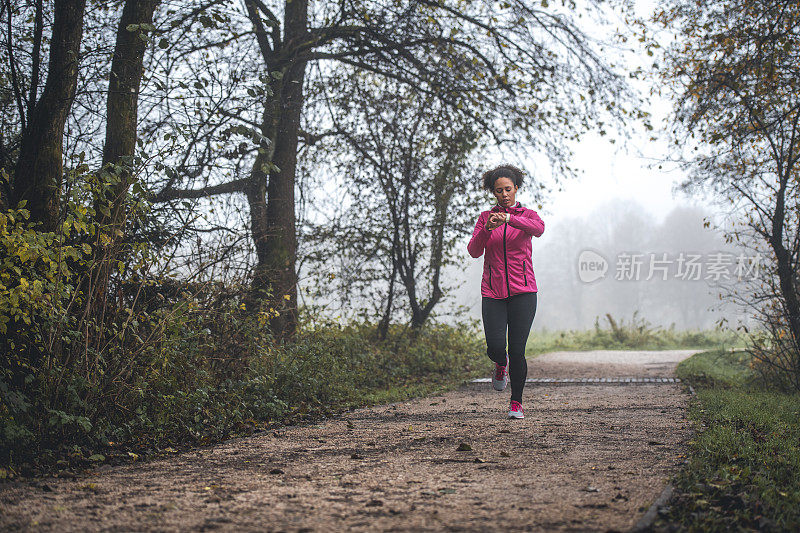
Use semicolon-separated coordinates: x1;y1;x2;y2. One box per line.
0;350;698;532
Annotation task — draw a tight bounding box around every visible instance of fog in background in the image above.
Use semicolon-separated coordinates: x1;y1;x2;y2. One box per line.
449;198;754;332
441;14;755;334
298;1;758;333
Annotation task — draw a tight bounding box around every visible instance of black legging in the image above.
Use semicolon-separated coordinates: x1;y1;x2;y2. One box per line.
481;292;538;403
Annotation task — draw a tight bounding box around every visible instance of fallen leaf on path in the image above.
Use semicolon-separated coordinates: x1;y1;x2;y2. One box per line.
456;442;472;452
81;483;99;493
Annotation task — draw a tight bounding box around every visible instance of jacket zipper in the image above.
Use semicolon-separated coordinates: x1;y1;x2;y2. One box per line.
503;222;511;297
523;260;527;286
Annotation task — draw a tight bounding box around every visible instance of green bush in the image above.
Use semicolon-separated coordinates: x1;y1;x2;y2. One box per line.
0;171;275;469
0;168;485;476
0;199;100;462
258;321;484;412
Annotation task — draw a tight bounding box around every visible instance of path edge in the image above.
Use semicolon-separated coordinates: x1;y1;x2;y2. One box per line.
629;483;673;532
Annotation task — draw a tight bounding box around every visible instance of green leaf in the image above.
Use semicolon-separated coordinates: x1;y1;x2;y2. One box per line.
76;417;92;432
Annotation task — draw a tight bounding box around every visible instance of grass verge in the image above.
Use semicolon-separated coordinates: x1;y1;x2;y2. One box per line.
653;349;800;531
527;313;742;356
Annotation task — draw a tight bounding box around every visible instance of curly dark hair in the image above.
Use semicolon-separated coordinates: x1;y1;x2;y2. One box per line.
481;164;526;191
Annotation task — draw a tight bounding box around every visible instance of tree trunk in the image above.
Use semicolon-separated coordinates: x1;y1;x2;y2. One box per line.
246;0;308;339
260;60;306;338
770;170;800;352
401;153;458;331
12;0;87;230
377;257;398;340
408;281;442;330
101;0;161;210
85;0;160;322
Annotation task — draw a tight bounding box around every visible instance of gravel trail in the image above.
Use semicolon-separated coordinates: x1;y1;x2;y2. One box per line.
0;349;698;532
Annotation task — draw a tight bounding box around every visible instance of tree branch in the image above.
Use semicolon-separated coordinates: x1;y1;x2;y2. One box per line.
154;177;248;202
5;1;26;132
27;0;43;121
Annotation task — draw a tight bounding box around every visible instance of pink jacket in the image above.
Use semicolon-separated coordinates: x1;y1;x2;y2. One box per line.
467;202;545;299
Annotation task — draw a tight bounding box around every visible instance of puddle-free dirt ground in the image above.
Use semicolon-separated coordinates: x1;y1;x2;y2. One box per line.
0;349;698;532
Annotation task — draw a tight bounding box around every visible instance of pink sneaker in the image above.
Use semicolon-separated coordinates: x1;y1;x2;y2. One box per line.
492;355;508;391
508;400;524;419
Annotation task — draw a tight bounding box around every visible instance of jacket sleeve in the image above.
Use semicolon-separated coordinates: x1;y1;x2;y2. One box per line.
467;212;491;258
508;209;545;237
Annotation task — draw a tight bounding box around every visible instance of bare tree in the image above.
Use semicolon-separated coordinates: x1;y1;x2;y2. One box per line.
154;0;641;338
310;71;488;334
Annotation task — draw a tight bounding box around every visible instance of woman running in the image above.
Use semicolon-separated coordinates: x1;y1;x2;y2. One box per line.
467;164;545;419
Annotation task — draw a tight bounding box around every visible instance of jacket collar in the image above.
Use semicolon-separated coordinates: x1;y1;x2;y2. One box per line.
491;201;523;214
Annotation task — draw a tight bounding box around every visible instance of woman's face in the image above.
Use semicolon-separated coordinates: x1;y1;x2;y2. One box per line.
492;177;518;207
